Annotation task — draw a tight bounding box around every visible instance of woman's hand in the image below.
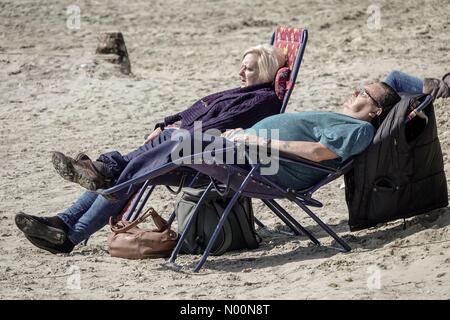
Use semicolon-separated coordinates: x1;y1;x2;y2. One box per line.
166;121;181;129
144;127;162;145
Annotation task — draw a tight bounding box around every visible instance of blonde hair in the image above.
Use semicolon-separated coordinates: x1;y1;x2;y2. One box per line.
242;44;286;83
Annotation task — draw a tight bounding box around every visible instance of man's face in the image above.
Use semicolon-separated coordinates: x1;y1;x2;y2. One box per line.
239;53;260;87
342;83;385;121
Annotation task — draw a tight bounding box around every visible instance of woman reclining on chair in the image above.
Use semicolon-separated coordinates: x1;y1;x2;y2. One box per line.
14;44;287;254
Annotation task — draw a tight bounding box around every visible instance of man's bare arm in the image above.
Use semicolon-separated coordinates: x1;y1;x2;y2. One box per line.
232;133;338;162
271;139;339;162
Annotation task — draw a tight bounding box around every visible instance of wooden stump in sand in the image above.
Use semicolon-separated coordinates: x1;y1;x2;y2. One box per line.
95;32;131;75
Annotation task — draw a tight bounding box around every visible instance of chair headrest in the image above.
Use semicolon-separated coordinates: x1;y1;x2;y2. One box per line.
274;67;290;101
273;26;304;70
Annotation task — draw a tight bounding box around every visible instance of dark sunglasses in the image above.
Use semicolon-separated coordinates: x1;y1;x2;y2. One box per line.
358;87;381;109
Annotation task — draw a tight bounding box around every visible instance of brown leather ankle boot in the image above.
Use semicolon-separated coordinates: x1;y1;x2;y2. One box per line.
52;152;113;190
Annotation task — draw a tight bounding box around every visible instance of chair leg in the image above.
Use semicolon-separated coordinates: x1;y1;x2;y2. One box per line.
132;186;156;221
264;199;321;246
166;182;214;267
193;165;260;273
128;183;156;222
292;198;351;252
262;199;301;235
167;210;176;225
166;172;203;225
254;217;266;229
192;190;241;272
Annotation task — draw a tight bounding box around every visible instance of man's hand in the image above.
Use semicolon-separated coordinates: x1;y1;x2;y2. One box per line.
231;133;271;150
144;127;162;145
232;133;262;145
221;128;244;139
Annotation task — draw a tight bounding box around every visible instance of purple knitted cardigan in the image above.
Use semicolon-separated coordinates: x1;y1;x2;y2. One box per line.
157;83;281;132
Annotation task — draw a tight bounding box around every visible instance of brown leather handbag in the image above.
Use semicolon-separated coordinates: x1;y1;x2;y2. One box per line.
107;207;178;259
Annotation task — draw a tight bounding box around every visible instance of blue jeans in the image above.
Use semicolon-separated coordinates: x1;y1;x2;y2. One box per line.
58;191;129;245
98;128;176;179
384;70;423;94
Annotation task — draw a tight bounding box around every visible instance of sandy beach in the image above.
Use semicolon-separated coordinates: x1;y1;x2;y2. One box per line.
0;0;449;299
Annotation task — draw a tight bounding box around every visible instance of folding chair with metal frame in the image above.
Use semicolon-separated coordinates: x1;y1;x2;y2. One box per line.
100;94;434;272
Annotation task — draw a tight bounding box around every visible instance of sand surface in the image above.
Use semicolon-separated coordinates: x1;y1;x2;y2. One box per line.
0;0;449;299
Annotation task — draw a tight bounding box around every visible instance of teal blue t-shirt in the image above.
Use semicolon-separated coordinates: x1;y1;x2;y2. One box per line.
244;112;375;189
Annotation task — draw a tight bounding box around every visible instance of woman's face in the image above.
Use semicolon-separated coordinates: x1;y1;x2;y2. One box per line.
239;53;260;87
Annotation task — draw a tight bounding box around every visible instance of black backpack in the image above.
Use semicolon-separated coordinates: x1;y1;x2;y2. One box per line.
175;187;261;256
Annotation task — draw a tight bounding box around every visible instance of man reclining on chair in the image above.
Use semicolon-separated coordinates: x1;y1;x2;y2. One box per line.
15;75;401;254
14;44;287;254
221;82;401;190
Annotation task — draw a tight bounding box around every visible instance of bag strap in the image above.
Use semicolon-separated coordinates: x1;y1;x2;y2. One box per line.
196;205;205;250
165;174;187;195
211;201;233;255
233;197;260;248
109;207;168;233
150;208;170;232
